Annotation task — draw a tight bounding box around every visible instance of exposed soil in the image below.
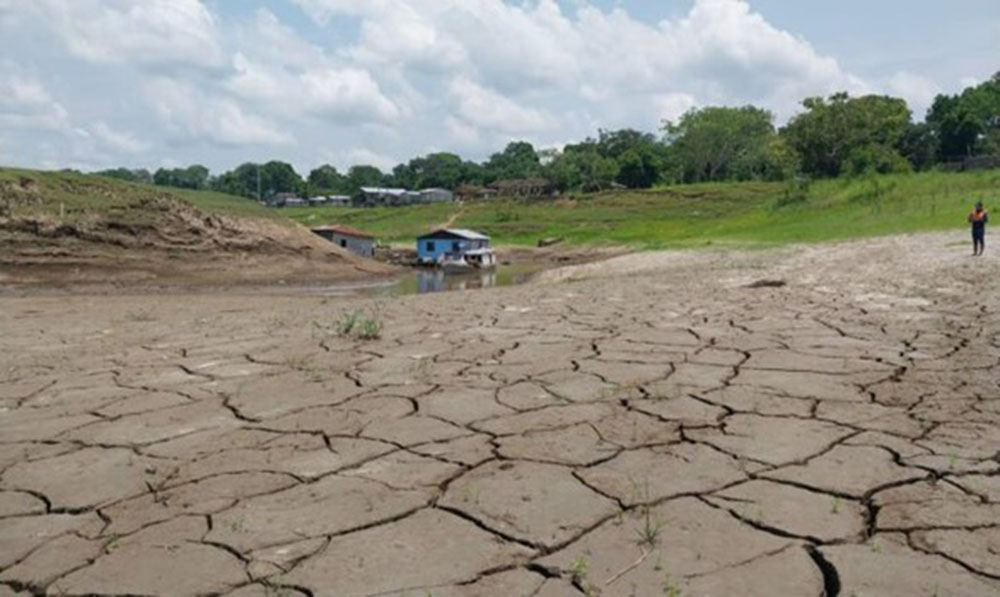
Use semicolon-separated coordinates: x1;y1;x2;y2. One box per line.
0;232;997;596
0;195;395;290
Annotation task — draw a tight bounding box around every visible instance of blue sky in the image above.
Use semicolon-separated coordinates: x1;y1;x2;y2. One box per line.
1;0;997;176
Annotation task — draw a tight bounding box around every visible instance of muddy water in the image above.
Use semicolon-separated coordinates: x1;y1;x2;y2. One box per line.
315;263;546;298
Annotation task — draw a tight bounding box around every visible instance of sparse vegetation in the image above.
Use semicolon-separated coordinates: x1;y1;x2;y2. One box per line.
331;303;384;341
635;505;665;549
336;310;361;336
569;555;590;586
661;572;682;597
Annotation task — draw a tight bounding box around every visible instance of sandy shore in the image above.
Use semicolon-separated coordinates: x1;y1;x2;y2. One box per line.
1;231;998;595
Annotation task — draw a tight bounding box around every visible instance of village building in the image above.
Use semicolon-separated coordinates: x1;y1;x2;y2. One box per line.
326;195;352;207
356;187;456;207
416;228;491;265
267;192;306;208
311;225;376;258
356;187;407;207
456;185;498;201
419;188;455;203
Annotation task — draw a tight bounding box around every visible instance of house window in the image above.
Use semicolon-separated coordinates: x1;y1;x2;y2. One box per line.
340;239;347;248
426;241;435;252
452;241;460;251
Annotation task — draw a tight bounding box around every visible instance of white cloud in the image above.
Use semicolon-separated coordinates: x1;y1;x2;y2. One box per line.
887;72;941;119
324;147;398;172
449;77;554;136
292;0;867;133
655;93;699;123
147;78;293;147
0;70;69;131
90;121;150;154
225;10;401;123
26;0;224;67
0;0;983;173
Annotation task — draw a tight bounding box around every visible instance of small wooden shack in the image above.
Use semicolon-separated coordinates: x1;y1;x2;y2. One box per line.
311;225;376;258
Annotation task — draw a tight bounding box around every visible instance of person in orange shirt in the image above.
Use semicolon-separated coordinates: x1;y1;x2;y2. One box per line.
969;201;988;256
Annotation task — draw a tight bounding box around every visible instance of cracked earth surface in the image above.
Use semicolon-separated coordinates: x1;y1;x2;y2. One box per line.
1;232;998;596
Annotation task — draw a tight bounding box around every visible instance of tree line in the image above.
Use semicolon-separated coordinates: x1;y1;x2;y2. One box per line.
96;73;1000;199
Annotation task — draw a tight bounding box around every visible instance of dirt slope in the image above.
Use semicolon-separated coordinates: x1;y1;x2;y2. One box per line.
0;171;395;289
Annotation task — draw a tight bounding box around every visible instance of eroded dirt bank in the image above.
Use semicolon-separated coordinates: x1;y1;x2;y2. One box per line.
1;232;998;596
0;194;394;289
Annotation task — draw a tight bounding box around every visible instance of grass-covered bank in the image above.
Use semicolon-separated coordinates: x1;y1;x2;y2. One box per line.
287;170;999;249
0;168;287;224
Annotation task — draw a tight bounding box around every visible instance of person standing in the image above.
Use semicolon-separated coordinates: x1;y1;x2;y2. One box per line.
969;201;989;256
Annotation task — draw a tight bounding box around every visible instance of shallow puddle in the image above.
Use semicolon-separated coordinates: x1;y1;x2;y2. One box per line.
315;264;546;298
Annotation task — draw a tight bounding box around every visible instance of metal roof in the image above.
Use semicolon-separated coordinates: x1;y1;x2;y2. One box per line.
418;228;490;241
311;225;376;239
359;187;407;196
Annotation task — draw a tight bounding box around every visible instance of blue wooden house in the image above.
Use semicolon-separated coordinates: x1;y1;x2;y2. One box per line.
417;229;491;265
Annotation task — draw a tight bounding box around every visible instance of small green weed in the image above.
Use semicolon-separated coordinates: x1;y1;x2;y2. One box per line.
635;505;665;549
333;303;384;341
569;555;589;585
336;310;360;336
662;572;682;597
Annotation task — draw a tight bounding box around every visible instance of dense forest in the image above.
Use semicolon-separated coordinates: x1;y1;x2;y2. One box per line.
95;73;1000;200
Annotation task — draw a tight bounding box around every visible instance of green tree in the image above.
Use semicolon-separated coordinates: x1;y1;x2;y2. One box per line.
94;168;152;184
400;152;464;189
781;93;912;177
664;106;776;182
545;143;619;192
210;162;303;199
898;122;939;171
926;72;1000;160
483;141;542;183
594;129;665;188
259;161;303;197
210;163;258;199
344;165;385;195
152;165;210;189
307;165;344;194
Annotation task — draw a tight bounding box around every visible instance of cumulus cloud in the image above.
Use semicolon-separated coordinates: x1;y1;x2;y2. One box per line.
225;10;401;123
887;72;941;119
22;0;224;68
449;77;554;136
89;121;150;154
0;70;69;131
292;0;867;133
147;77;293;147
0;0;978;172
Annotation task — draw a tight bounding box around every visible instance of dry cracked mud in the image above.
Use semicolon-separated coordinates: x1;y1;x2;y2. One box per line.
1;232;998;596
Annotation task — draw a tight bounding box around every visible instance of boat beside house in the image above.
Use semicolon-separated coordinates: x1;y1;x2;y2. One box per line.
416;228;495;270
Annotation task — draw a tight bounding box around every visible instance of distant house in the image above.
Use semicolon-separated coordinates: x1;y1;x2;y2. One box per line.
311;225;376;258
419;188;455;203
356;186;456;207
308;195;352;207
490;178;554;198
268;192;305;207
417;228;491;265
356;187;407;207
456;185;498;202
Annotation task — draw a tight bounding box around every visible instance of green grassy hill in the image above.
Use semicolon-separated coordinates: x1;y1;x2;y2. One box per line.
4;167;994;252
0;167;285;224
287;170;997;249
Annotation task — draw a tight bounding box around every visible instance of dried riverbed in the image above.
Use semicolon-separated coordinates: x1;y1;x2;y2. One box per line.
1;232;998;596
